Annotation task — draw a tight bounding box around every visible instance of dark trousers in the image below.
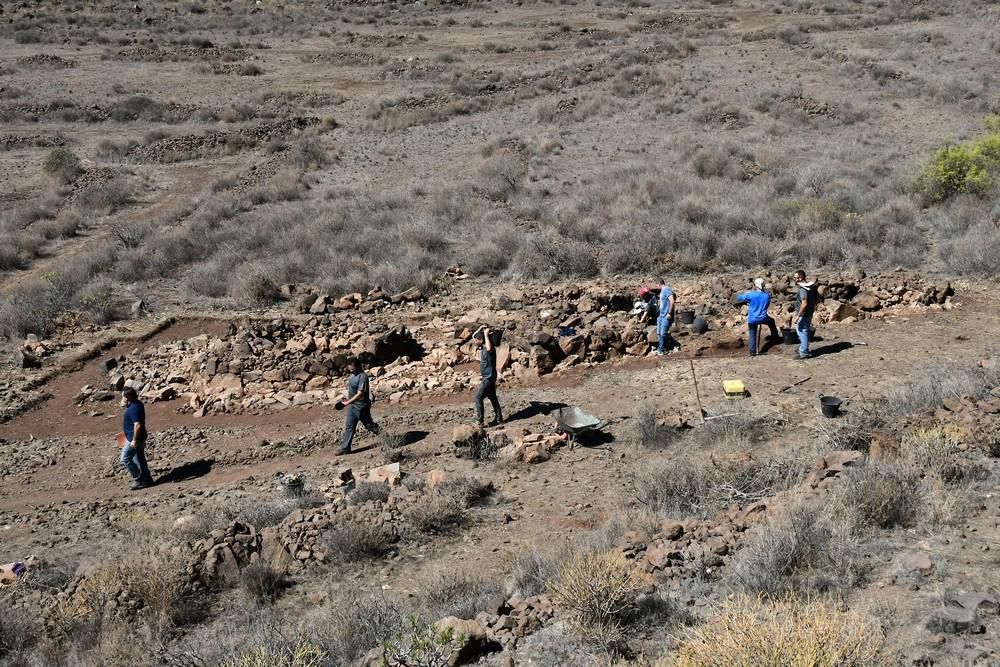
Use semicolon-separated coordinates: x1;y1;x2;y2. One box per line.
475;381;502;424
342;405;379;452
748;317;780;354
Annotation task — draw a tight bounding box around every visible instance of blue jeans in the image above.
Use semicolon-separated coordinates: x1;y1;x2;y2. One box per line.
120;440;151;483
748;317;780;355
657;316;676;353
342;405;379;452
796;316;812;356
475;380;502;424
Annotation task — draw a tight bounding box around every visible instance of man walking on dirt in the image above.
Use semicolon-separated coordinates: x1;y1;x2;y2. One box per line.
737;277;780;356
654;276;679;355
338;357;380;454
120;387;154;490
473;325;503;426
793;270;818;360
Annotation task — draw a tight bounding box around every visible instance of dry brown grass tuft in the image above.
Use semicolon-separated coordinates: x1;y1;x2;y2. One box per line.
664;595;893;667
549;550;643;647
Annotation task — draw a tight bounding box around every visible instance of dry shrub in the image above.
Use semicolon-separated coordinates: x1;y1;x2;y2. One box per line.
812;404;885;454
77;277;119;325
901;424;964;477
239;562;287;604
223;641;325;667
510;548;563;598
349;481;391;506
634;404;677;450
730;501;867;597
689;408;780;449
237;63;264;76
78;177;134;215
323;519;396;562
54;545;191;639
632;454;800;519
0;280;69;338
548;550;642;645
841;461;924;530
886;364;995;416
235;269;281;307
666;595;892;667
0;599;37;659
288;137;330;170
223;498;300;530
405;490;467;533
379;431;406;464
43;147;83;183
417;570;504;620
309;593;405;665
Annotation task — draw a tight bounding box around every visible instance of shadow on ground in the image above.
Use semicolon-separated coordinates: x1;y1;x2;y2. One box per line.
810;341;854;358
506;400;569;423
156;459;214;485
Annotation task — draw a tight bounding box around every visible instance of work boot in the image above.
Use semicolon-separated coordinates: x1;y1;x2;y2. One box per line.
490;415;504;426
129;480;148;491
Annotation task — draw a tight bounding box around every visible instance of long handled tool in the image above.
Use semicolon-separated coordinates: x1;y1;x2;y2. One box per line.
690;359;708;422
690;359;737;423
778;376;811;393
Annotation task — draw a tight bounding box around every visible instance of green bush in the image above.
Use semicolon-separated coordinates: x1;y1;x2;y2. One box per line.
916;116;1000;204
43;147;83;184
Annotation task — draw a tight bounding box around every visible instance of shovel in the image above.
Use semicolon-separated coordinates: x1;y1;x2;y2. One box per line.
689;360;739;423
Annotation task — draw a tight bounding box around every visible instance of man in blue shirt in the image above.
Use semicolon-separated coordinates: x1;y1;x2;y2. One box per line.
473;325;503;426
120;387;154;490
736;278;781;356
655;276;679;355
339;357;380;454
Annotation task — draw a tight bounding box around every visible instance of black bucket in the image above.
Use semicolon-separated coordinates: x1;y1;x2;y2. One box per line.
819;395;842;418
782;329;798;345
677;310;695;325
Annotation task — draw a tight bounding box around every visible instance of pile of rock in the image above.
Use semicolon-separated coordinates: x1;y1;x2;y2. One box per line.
187;520;263;589
805;450;864;491
125;118;316;163
111;45;256;63
431;594;556;663
297;285;425;315
16;54;76;68
497;429;568;464
80;320;425;416
620;508;763;581
925;591;997;636
265;505;340;568
69;273;957;417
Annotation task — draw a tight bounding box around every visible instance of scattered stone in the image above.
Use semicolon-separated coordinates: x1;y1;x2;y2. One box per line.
925;607;985;635
898;552;935;577
369;462;401;486
945;591;999;616
13;350;40;369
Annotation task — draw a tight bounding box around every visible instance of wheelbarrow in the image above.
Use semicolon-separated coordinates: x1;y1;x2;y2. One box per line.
551;406;604;448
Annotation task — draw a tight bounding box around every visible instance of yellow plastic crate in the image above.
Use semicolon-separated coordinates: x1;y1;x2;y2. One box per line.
722;379;746;399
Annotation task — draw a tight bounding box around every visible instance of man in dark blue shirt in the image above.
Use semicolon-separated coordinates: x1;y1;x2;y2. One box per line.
339;357;380;454
120;387;154;490
736;278;781;356
473;325;503;426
